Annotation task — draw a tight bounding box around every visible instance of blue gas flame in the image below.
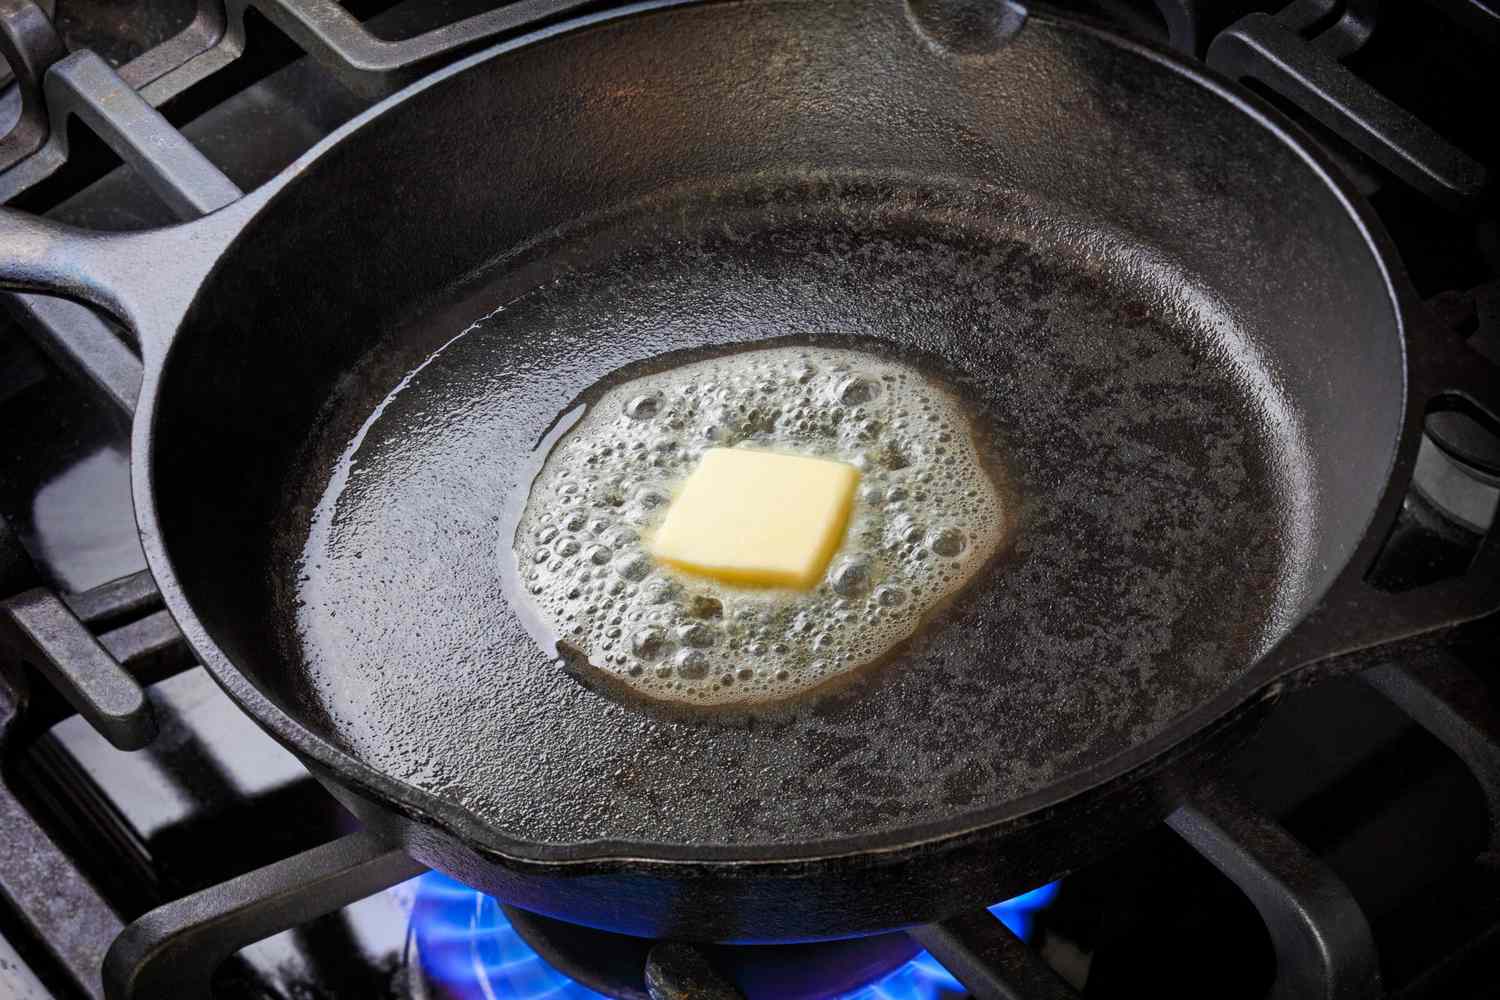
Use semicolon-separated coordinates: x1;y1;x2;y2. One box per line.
413;873;1059;1000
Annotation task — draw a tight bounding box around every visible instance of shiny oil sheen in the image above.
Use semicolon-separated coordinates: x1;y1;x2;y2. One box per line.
277;176;1316;848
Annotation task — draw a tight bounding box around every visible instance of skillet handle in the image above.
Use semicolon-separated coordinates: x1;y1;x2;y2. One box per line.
1271;307;1500;673
0;207;239;365
0;50;246;369
0;210;151;325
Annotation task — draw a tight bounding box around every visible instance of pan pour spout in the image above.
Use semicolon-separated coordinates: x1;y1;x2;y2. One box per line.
906;0;1028;55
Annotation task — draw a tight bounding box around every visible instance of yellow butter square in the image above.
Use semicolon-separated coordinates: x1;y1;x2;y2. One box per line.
648;448;858;589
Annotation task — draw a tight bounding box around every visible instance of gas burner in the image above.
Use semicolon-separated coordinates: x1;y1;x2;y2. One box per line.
409;873;1058;1000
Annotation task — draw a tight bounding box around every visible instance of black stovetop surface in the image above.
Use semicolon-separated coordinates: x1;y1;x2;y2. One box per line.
1;2;1497;998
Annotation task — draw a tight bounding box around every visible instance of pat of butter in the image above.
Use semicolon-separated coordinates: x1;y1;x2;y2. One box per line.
649;448;859;589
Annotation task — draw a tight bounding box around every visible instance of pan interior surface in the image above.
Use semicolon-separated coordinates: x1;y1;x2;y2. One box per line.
272;174;1317;848
146;1;1408;861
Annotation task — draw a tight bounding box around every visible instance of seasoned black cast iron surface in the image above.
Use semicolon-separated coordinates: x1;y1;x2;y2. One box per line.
140;0;1405;868
273;177;1316;848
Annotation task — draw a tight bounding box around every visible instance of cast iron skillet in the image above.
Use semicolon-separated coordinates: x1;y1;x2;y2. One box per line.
0;0;1496;942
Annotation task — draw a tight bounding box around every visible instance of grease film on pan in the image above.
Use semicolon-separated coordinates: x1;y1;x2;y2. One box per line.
507;344;1012;708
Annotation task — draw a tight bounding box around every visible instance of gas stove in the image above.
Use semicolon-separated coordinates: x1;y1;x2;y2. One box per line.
1;1;1497;998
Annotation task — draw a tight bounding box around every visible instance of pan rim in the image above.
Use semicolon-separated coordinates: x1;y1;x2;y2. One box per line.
133;0;1411;870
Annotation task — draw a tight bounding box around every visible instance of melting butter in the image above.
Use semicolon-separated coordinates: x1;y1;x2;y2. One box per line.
510;346;1007;706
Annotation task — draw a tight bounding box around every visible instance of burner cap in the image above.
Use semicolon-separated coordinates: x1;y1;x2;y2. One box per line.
502;905;921;1000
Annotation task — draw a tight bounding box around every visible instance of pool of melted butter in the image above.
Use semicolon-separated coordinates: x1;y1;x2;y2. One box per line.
511;346;1009;706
